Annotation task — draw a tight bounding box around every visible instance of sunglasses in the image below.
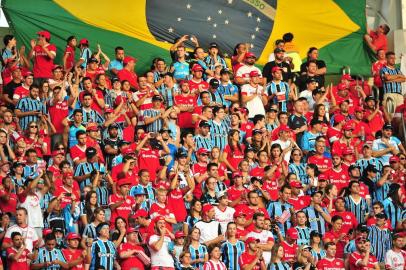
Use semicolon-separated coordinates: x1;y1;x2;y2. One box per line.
30;125;38;128
400;157;406;160
57;147;64;150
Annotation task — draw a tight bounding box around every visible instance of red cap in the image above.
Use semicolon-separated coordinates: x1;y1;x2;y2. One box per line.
117;177;132;187
63;172;74;178
126;227;137;234
22;70;33;77
342;147;355;155
66;232;81;240
343;122;354;131
191;64;204;72
286;228;298;239
354;107;364;113
341;74;353;81
104;108;114;114
52;65;63;71
154;215;166;223
290;181;303;188
337;83;348;91
179;80;189;86
134;209;148;218
233;210;246;218
244;52;256;59
355;236;368;244
51;150;64;157
318;173;328;181
175;231;185;238
197;148;209;155
334;115;345;124
232;171;242;178
121;147;134;155
37;30;51;40
43;228;53;236
123;56;136;65
278;125;291;133
10;65;21;72
271;67;282;73
86;123;99;132
245;237;259;244
249;70;260;77
389;156;400;163
202;204;214;214
79;38;89;45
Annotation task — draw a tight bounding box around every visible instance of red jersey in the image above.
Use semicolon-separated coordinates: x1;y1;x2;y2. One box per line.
48;98;69;134
118;243;147;270
240;122;254;138
223;144;245;171
192;162;208;199
363;109;384;134
188;79;209;93
238;252;261;270
317;257;345;270
7;247;30;270
63;45;75;71
149;202;175;231
330;211;358;234
327;126;343;144
323;230;348;258
308;155;332;172
281;241;298;262
235;205;269;222
262;180;279;201
227;186;248;206
53;186;80;208
118;68;139;89
108;194;135;226
174;94;196;128
0;189;17;214
369;30;387;52
137;148;160;181
79;89;105;114
349;120;375;143
349;251;378;270
70;144;87;162
32;44;56;78
366;217;392;230
62;248;84;270
325;167;350;193
371;60;386;88
167;188;187;222
288;195;311;211
111;163;139;184
236;227;248;239
13;85;29;100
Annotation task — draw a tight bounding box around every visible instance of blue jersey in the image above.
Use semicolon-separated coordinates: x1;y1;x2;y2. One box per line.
74;162;106;191
367;225;392;262
289;162;307;183
189;244;208;270
269;262;291;270
80;48;92;69
194;135;213;152
303;206;329;235
295;226;311;246
159;84;179;107
382;197;403;229
300;131;322;153
267;200;293;236
311;249;326;262
209;119;229;150
34;247;67;270
184;215;201;231
68;124;86;147
217;82;238;108
108;59;123;73
380;66;403;94
344;195;369;224
172;61;189;80
356;158;385;201
82;223;98;241
90;238;116;270
221;240;245;270
266;81;290;112
15;97;45;130
143;108;164;133
372;137;401;165
203;55;227;70
130;184;155;211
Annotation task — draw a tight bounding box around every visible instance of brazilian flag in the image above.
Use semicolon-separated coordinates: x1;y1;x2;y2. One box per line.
3;0;373;74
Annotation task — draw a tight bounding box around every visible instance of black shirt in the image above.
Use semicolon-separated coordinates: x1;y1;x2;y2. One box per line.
295;74;324;92
3;80;22;110
288;113;308;144
263;61;292;83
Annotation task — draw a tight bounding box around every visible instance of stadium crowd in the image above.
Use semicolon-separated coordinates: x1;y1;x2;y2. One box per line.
0;23;404;270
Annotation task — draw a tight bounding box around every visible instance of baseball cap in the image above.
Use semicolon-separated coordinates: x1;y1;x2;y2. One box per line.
375;213;387;219
154;216;166;223
310;119;323;126
337;83;348;91
51;150;64;157
365;95;376;102
245;237;260;244
118;140;130;148
383;123;393;130
199;120;210;128
176;150;188;159
86;123;99;132
286;228;298;239
249;70;260;77
10;65;21;72
342;122;354;131
311;190;323;197
66;232;81;240
43;228;53;236
152;95;163;102
111;77;120;84
104;108;115;114
271;66;282;73
209;42;218;49
117;177;132;187
175;231;185;238
37;30;51;40
216;190;228;199
88;57;99;64
134;209;148;218
85;147;97;158
79;38;89;45
121;147;134;156
301;245;312;251
389;156;400;163
233;211;246;218
123;56;137;65
252;129;263;135
197;148;209;155
334;114;345;124
63;171;74;178
202;204;214;214
274;48;285;53
244;52;256;59
22;70;33;77
356;224;369;233
278;125;291;133
306;77;317;84
355;236;369;244
191;64;204;72
232;171;242;178
131;185;147;196
126;227;137;234
341;74;354;81
354;107;364;113
290;181;303;188
108;123;119;130
365;164;378;173
209;79;220;88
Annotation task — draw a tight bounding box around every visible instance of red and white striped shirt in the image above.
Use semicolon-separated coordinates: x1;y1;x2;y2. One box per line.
203;259;227;270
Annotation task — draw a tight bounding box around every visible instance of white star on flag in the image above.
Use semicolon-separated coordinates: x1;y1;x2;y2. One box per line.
227;0;233;4
177;17;182;22
168;27;174;33
218;9;223;14
251;34;255;39
255;27;260;32
225;19;229;24
247;12;252;17
186;4;191;9
212;34;217;38
207;16;212;21
256;17;261;22
213;23;217;28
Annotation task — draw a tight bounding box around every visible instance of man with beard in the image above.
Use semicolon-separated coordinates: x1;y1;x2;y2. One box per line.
348;237;379;270
109;46;125;76
235;52;264;85
263;48;292;83
14;84;44;130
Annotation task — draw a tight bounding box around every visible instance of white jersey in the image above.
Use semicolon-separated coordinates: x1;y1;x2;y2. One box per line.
4;224;39;252
385;249;406;270
236;65;262;80
246;229;274;265
195;220;222;243
148;234;175;267
19;191;44;228
214;206;235;234
241;84;267;118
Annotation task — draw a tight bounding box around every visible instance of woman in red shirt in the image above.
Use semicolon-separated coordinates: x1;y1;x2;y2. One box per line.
222;130;245;173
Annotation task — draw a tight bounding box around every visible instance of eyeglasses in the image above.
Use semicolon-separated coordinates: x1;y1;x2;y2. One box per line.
400;157;406;160
30;125;38;128
293;154;302;156
57;147;64;150
373;207;381;209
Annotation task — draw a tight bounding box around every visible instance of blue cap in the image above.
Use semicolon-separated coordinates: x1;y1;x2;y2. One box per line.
131;186;147;196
